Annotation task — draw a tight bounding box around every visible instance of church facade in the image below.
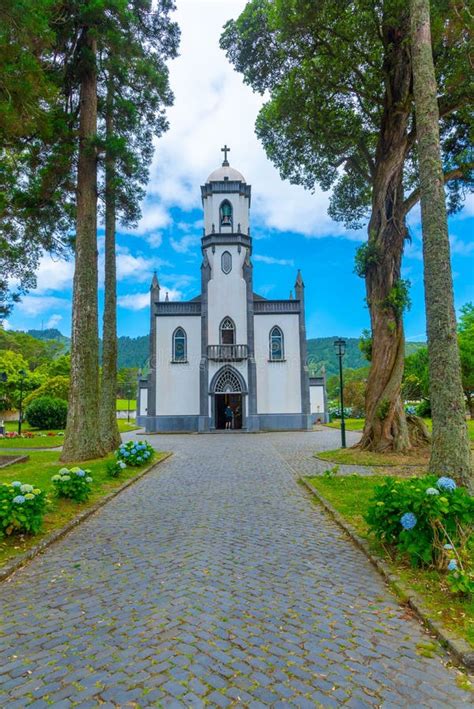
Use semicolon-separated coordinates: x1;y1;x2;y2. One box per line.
137;151;319;433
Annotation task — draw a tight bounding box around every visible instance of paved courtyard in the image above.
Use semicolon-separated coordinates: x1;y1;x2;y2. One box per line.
0;429;472;707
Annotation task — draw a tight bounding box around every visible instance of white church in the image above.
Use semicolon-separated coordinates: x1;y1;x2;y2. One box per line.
137;149;327;432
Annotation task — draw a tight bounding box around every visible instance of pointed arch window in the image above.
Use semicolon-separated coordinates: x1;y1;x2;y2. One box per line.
220;200;233;227
221;250;232;274
220;317;235;345
269;326;284;361
172;327;187;362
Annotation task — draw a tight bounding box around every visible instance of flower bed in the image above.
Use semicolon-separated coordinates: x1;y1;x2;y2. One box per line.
366;475;474;595
116;440;154;467
0;482;47;536
51;467;93;502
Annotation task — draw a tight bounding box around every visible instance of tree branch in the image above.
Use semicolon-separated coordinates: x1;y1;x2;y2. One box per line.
403;163;474;215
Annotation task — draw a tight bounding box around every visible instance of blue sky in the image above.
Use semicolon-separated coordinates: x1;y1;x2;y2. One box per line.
5;0;473;341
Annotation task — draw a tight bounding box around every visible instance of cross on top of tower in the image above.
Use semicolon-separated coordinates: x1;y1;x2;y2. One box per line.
221;144;230;166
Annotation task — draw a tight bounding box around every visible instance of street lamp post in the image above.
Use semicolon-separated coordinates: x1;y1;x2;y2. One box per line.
18;369;26;436
127;385;132;423
0;372;7;435
334;339;346;448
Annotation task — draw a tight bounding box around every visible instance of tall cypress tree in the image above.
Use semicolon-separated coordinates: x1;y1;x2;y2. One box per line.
410;0;472;488
98;1;179;452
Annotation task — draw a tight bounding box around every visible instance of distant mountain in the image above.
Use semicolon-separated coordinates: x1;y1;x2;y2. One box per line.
307;337;426;377
22;329;425;375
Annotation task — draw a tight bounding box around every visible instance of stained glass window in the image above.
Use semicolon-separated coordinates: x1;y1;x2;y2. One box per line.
172;327;187;362
269;326;284;361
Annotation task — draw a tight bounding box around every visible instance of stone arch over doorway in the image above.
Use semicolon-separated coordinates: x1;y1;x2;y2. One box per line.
209;365;247;430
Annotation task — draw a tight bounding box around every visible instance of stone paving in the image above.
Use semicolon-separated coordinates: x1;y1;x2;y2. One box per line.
0;430;472;708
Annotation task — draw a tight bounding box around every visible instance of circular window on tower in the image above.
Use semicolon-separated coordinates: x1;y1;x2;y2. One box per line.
221;250;232;275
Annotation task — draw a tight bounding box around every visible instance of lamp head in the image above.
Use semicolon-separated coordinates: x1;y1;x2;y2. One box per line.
334;338;346;356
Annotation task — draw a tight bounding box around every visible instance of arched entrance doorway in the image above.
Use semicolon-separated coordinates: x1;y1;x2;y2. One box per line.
210;366;247;430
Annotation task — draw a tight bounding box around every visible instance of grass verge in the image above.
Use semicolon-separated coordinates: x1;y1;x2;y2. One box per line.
0;448;168;568
116;398;137;411
325;418;365;431
306;475;474;650
316;447;429;469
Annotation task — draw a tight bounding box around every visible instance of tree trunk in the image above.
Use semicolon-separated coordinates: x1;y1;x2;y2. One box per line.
358;16;416;453
410;0;472;489
61;32;104;462
99;81;121;453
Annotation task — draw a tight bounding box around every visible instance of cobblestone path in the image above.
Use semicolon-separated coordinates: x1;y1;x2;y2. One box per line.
1;431;472;708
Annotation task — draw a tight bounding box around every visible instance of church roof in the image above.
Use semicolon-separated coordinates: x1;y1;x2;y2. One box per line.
206;164;246;183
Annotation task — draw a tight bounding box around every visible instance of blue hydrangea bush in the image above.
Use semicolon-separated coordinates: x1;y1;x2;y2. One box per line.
116;440;154;467
0;482;48;536
107;459;127;478
51;467;93;502
366;475;474;595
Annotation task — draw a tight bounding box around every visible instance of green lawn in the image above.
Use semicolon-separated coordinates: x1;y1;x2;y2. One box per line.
327;416;474;442
0;448;168;567
316;447;429;469
306;475;474;649
117;418;140;433
325;417;365;431
1;422;64;448
116;398;137;411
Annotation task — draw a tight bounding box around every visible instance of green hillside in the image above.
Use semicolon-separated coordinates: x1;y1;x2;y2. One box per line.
0;329;425;375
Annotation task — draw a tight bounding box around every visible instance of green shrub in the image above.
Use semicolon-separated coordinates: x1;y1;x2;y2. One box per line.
25;396;67;429
51;467;93;502
0;481;48;537
415;399;431;417
106;459;127;478
116;440;154;467
366;475;474;594
23;375;70;407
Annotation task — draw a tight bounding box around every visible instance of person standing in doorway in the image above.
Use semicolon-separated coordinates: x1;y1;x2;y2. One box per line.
224;405;233;430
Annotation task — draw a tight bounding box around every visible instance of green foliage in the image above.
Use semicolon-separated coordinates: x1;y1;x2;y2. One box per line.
106;459;127;478
116;440;154;467
359;329;373;363
415;399;432;417
51;467;93;503
0;349;42;409
376;398;390;421
323;465;340;479
354;243;380;278
382;279;411;317
23;375;69;407
366;476;474;594
25;396;67;430
0;481;47;537
458;302;474;412
403;346;430;401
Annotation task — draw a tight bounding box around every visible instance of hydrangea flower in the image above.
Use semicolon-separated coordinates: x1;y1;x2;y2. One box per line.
447;559;458;571
86;476;93;483
74;470;86;477
12;495;26;504
58;467;69;475
436;477;457;492
425;487;439;496
443;543;453;550
124;451;130;457
400;512;417;530
61;475;71;481
119;462;126;469
20;484;34;493
51;474;61;482
24;493;35;500
11;481;22;487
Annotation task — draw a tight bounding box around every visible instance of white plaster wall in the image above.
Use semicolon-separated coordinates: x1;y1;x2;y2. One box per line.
207;245;248;346
203;192;249;235
310;385;325;415
155;316;201;415
139;388;148;416
254;314;302;413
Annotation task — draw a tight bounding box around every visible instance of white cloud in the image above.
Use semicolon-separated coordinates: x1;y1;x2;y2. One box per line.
118;287;183;311
17;295;70;316
34;254;75;294
170;234;201;254
45;314;63;329
135;0;354;240
146;232;163;248
254;254;295;267
3;320;11;330
450;234;474;256
116;252;171;283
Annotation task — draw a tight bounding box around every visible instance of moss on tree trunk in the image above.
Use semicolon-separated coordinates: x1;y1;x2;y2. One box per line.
410;0;472;489
61;32;104;462
99;82;121;453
